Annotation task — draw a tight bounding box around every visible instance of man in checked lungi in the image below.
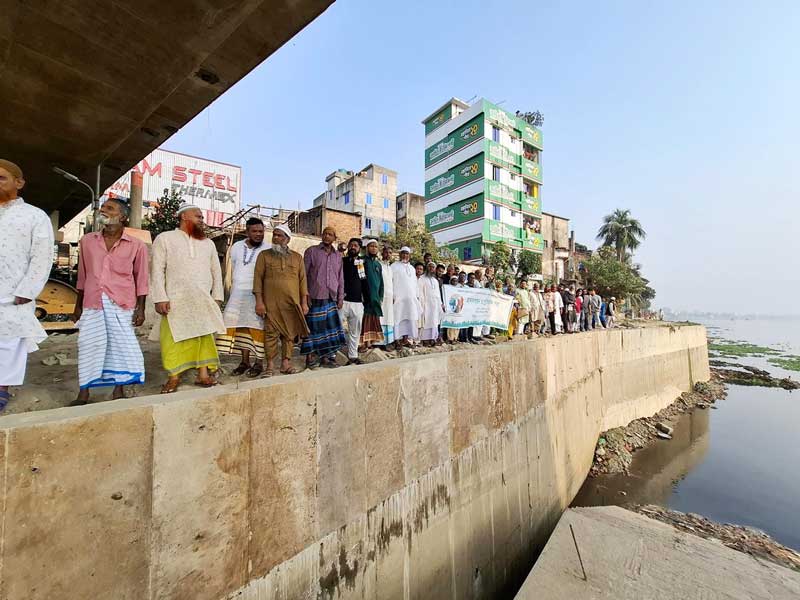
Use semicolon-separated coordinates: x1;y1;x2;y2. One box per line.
71;198;148;405
300;226;346;369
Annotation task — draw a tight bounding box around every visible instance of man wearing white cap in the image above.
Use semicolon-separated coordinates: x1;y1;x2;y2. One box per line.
390;246;421;347
253;224;309;376
606;296;617;329
359;239;384;349
150;203;225;393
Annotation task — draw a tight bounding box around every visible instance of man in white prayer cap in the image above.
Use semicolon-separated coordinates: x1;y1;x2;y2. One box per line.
149;202;225;393
390;246;421;347
253;223;309;376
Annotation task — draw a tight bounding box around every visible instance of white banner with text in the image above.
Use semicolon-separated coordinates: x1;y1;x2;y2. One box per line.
441;285;513;330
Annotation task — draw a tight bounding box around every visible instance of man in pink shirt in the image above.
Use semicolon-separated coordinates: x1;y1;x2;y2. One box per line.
71;199;149;404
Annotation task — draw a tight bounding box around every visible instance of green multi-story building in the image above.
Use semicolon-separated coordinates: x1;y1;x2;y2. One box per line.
422;98;544;264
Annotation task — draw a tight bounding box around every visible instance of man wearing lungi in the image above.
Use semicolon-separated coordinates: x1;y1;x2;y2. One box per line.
72;198;148;404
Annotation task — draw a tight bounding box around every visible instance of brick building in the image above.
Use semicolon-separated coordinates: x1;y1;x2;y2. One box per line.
294;205;362;245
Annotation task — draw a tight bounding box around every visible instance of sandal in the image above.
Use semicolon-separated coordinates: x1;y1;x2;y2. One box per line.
160;379;180;394
231;362;250;376
280;365;298;375
0;390;10;412
246;364;263;378
194;377;218;388
264;368;274;378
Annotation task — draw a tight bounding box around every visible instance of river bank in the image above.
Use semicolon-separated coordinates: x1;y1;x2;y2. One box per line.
574;316;800;552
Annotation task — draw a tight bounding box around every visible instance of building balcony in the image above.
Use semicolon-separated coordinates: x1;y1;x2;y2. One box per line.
520;194;542;215
520;122;544;150
521;233;545;252
522;159;543;183
485;180;521;209
485;140;521;170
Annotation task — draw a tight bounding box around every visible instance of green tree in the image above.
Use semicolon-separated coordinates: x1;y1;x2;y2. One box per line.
596;209;646;262
380;223;455;264
583;247;647;300
516;249;542;279
147;188;183;239
486;240;511;273
515;110;544;127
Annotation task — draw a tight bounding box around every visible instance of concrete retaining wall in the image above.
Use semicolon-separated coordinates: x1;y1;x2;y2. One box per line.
0;325;709;600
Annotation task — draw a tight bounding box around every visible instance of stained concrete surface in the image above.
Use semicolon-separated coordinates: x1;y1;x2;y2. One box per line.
515;506;800;599
0;325;710;599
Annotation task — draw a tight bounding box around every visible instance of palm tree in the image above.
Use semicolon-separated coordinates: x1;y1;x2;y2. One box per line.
596;209;646;261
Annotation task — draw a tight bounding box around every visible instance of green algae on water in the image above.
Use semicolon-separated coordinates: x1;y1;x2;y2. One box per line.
708;341;782;357
768;356;800;372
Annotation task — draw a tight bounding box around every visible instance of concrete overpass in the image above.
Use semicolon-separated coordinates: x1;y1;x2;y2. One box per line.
1;0;334;223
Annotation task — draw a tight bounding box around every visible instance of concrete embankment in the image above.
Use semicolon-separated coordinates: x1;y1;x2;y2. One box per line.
515;506;800;599
0;325;709;599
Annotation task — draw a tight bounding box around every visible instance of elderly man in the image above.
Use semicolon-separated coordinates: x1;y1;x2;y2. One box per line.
253;224;309;376
150;203;225;393
72;198;148;405
301;226;345;369
390;246;420;347
360;240;384;349
216;217;269;377
379;245;395;347
0;160;54;411
418;262;444;346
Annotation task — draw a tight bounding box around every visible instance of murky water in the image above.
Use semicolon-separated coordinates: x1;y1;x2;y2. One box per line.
573;317;800;551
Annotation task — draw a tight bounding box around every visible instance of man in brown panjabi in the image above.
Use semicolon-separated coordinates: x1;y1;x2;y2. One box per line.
253;224;309;376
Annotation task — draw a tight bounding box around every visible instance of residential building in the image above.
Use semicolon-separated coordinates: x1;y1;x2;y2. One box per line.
313;164;398;238
540;212;570;282
422;98;544;265
395;192;425;228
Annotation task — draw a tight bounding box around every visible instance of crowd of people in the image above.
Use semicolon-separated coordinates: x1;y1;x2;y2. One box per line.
0;158;617;410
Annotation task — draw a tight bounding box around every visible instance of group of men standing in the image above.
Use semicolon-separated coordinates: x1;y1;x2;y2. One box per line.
0;156;616;412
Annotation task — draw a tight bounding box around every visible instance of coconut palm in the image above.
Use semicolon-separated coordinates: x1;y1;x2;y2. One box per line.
596;209;646;262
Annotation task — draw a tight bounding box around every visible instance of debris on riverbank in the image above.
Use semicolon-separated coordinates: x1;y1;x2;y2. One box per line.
631;504;800;573
589;376;727;476
713;366;798;390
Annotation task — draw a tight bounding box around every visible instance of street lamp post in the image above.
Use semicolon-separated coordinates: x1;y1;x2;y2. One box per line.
53;166;98;230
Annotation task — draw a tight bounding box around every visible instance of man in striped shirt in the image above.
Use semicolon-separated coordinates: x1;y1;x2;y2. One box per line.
71;199;149;404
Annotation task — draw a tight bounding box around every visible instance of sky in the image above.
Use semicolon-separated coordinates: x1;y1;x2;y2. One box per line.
166;0;800;315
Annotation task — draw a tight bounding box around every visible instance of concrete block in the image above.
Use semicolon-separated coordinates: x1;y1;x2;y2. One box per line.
487;348;515;430
317;371;367;535
400;356;450;481
249;381;318;578
363;365;405;507
2;407;153;600
150;390;250;600
448;350;490;455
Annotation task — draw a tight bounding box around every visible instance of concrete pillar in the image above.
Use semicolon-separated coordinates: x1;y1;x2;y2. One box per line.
49;210;60;239
129;171;143;228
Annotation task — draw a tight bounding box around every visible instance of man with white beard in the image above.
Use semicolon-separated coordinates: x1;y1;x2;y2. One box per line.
390;246;421;347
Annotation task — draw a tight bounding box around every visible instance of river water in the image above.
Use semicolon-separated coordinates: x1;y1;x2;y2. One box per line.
572;317;800;550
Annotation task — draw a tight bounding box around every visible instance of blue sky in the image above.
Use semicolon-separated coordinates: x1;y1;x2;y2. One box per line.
166;0;800;315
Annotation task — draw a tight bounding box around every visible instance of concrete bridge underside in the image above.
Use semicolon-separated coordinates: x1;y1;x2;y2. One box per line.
1;0;333;222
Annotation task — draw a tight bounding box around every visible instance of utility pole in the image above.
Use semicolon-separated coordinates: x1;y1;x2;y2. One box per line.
129;171;144;228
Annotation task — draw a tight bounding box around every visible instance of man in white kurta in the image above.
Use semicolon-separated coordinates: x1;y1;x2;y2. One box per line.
417;262;444;344
390;246;421;346
149;204;226;392
0;160;54;410
215;218;269;377
379;246;395;346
